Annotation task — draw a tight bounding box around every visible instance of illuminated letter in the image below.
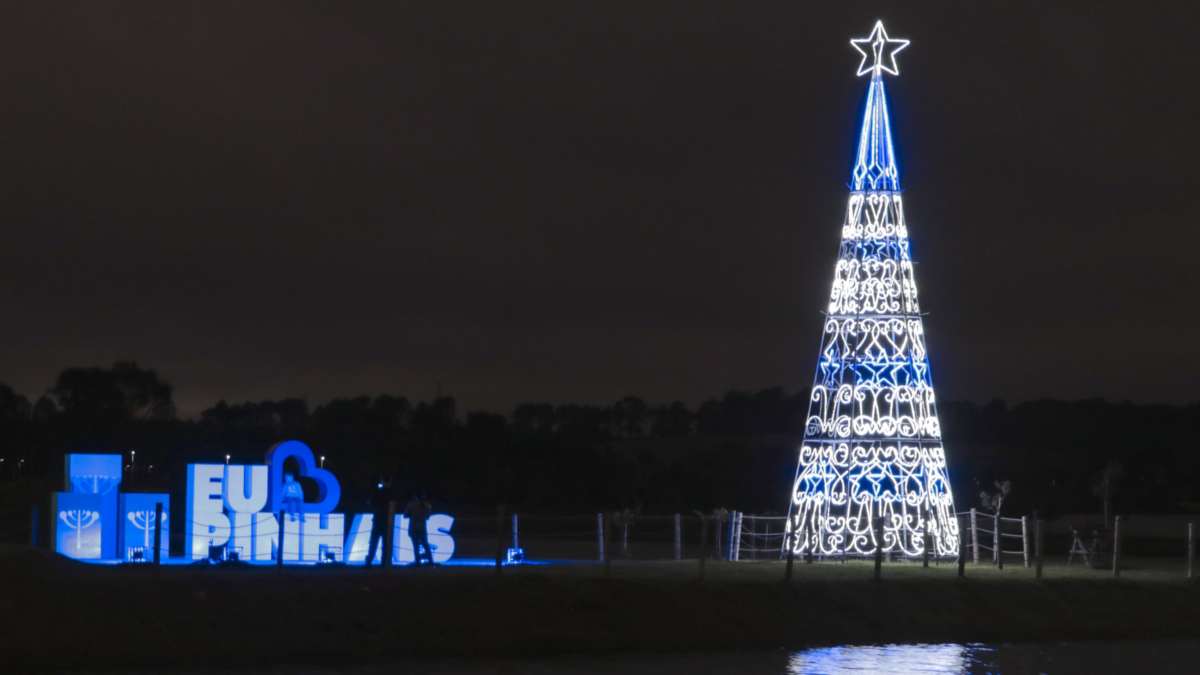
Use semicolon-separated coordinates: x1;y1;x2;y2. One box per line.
280;513;301;561
190;511;230;559
186;464;226;559
229;512;253;560
252;512;279;562
223;465;268;513
428;514;456;563
343;514;372;563
393;515;413;564
301;513;344;562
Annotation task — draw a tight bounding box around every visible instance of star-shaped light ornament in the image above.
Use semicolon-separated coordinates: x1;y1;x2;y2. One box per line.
850;21;910;77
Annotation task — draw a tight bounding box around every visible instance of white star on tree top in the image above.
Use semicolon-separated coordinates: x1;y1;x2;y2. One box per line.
850;21;910;77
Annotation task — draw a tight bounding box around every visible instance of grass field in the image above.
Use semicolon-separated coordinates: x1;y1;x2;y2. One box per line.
4;545;1200;671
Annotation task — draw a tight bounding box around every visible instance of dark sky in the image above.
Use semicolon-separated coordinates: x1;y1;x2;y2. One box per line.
1;1;1196;415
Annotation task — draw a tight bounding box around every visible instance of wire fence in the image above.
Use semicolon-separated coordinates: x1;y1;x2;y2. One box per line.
7;502;1200;581
964;509;1029;567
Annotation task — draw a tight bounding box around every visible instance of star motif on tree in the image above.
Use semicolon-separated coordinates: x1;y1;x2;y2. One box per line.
850;20;910;77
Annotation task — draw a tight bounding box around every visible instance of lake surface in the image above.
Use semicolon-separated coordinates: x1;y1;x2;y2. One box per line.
83;640;1200;673
470;642;1200;674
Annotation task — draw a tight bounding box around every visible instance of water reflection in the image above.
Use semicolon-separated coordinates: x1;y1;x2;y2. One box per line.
789;643;978;674
74;640;1200;673
786;640;1200;675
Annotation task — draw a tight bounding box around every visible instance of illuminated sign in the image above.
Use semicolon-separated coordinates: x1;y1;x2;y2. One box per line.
52;454;168;562
53;440;456;565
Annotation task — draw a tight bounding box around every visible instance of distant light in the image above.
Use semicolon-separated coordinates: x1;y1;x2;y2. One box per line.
225;454;231;464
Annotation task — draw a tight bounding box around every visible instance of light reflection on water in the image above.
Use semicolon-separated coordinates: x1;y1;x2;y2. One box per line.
789;642;980;674
77;640;1200;674
786;640;1200;675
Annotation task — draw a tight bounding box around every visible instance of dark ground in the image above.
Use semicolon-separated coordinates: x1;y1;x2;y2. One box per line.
4;546;1200;672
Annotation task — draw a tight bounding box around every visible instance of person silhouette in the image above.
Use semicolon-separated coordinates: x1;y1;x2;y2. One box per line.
404;492;434;566
365;479;391;567
282;472;303;521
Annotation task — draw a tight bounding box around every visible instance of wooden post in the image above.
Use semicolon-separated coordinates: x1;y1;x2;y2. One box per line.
873;516;883;582
29;504;40;548
729;509;739;557
714;514;724;561
1022;516;1030;568
730;512;742;562
1188;522;1195;580
621;519;630;559
970;508;979;564
1035;518;1044;580
957;515;966;578
698;516;708;582
728;512;740;562
277;510;286;569
994;512;1002;569
604;513;612;577
596;513;605;562
673;513;682;561
784;532;795;582
511;513;519;551
494;506;505;574
1112;515;1121;577
803;514;815;565
153;501;163;566
922;507;930;569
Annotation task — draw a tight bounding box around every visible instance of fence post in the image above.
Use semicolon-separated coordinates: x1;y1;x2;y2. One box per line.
493;506;504;574
277;510;286;569
957;514;966;578
1021;516;1030;568
994;512;1002;569
596;513;605;563
873;516;883;582
511;513;519;552
153;501;163;566
621;519;630;559
673;513;682;561
731;512;743;562
804;514;815;565
698;516;708;582
715;514;724;561
922;507;930;569
784;529;795;582
970;508;979;564
604;513;612;577
29;504;40;548
1035;518;1044;580
1112;515;1121;578
1188;522;1195;580
726;512;738;561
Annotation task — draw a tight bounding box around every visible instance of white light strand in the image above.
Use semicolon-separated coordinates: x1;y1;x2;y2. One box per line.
850;20;909;78
786;191;957;557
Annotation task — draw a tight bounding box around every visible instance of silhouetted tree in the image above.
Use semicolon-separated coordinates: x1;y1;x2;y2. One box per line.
51;362;175;423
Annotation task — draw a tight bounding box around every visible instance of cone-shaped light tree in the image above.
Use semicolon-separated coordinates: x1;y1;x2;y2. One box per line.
785;21;959;558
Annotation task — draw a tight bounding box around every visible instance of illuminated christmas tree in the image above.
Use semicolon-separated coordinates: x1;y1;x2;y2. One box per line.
785;21;959;558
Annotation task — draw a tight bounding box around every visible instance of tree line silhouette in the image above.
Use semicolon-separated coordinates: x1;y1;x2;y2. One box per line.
0;362;1197;533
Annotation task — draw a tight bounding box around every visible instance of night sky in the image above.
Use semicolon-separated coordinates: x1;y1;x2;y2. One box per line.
0;1;1196;415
